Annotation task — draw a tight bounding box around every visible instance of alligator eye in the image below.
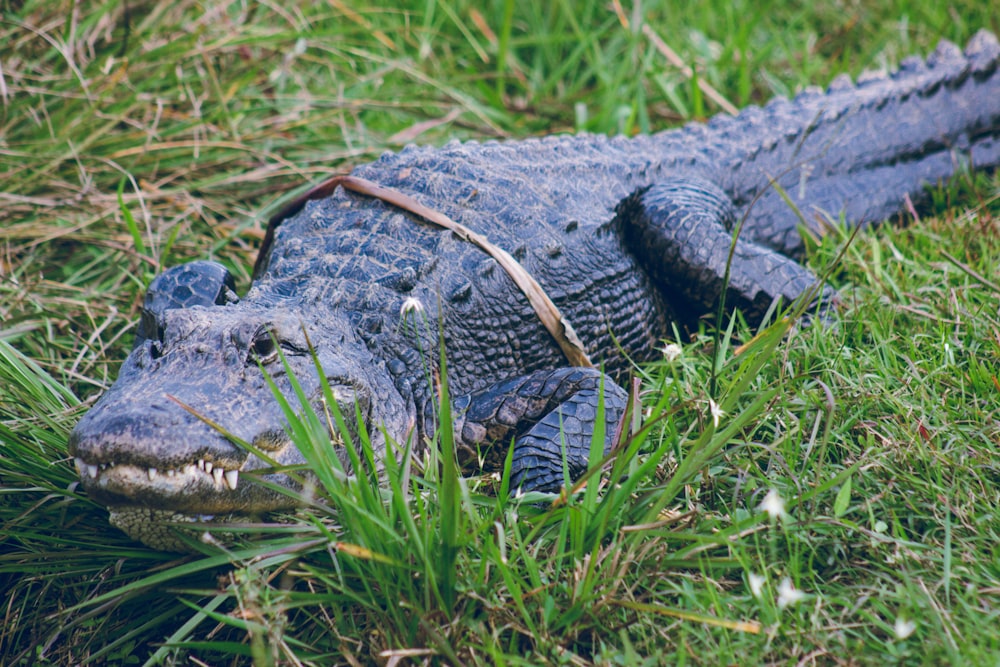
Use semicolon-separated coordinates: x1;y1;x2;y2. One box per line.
249;328;277;364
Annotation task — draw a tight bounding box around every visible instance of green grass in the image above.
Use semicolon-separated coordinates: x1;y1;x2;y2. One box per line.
2;0;999;664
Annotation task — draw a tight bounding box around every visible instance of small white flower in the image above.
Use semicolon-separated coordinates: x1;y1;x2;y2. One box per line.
776;577;806;609
760;488;787;519
748;572;766;598
708;398;724;428
400;296;425;316
661;343;682;362
894;616;916;640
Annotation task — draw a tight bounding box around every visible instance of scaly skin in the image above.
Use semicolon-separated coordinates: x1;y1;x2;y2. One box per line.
70;32;1000;550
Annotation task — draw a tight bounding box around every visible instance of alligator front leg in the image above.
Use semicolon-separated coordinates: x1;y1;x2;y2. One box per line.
443;367;628;493
134;261;239;349
616;177;838;326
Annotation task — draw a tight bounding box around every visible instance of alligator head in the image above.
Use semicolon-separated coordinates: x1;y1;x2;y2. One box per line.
69;262;413;550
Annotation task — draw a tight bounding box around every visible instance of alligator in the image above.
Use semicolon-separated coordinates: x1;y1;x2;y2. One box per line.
70;32;1000;550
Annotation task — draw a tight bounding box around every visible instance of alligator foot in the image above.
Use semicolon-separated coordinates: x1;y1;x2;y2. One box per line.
616;177;838;326
445;367;628;493
134;260;239;350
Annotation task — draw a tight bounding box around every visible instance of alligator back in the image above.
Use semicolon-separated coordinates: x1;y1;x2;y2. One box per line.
262;30;1000;272
255;31;1000;387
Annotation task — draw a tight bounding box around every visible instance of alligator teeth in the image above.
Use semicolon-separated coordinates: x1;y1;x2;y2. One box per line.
197;459;205;471
148;467;158;481
86;464;98;478
74;458;86;475
212;468;224;485
167;469;176;478
223;470;239;491
204;462;213;474
183;464;196;476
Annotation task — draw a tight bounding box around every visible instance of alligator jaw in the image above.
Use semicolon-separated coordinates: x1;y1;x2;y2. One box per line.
106;507;248;552
72;455;306;551
71;444;306;516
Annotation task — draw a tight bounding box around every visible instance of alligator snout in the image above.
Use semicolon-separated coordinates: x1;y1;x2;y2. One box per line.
70;401;250;509
70;405;247;470
69;398;312;515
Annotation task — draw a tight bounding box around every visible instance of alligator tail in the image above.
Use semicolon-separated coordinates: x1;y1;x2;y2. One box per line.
708;30;1000;256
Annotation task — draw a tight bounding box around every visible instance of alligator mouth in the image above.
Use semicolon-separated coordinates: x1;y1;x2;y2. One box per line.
74;454;308;550
71;451;305;517
74;457;243;491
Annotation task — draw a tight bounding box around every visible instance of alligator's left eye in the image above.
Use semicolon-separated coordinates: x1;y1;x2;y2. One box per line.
249;328;277;364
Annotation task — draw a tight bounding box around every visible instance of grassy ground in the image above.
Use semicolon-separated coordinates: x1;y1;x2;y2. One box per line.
2;0;999;664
